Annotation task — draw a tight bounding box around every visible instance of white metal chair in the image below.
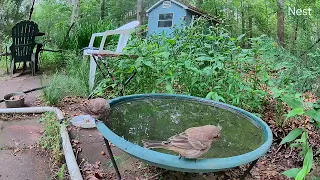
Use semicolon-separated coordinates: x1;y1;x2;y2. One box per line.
83;21;140;90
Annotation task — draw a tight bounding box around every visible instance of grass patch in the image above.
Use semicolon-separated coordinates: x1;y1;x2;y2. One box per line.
42;72;88;105
39;112;68;180
41;50;90;105
39;112;63;164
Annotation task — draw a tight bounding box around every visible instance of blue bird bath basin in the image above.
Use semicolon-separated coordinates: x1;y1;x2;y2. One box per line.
96;94;273;173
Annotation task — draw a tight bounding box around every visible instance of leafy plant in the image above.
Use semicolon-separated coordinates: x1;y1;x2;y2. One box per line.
275;86;320;179
93;19;272;113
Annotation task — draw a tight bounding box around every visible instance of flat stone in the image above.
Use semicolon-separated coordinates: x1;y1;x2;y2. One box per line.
69;128;140;173
0;149;51;180
0;119;43;149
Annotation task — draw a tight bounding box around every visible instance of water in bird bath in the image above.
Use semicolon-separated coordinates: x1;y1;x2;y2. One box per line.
105;97;265;158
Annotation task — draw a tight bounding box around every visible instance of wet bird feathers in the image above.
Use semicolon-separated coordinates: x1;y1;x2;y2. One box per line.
142;125;221;159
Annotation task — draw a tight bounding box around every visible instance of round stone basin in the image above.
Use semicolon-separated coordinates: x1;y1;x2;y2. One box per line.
96;94;273;173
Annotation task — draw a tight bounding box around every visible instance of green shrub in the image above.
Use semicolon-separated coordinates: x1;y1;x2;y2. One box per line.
93;18;272;113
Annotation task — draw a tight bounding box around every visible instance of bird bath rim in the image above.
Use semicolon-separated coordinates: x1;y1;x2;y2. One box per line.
96;94;273;173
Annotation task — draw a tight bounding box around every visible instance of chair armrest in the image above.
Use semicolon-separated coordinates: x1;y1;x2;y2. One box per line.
103;29;135;36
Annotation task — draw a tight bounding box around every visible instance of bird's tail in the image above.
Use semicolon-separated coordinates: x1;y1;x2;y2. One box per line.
142;140;170;149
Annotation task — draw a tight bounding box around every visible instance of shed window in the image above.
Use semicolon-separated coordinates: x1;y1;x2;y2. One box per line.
163;1;171;8
158;13;173;27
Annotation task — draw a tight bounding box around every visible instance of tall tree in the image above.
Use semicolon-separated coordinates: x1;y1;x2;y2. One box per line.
101;0;106;20
70;0;80;26
137;0;143;25
248;5;253;39
277;0;285;47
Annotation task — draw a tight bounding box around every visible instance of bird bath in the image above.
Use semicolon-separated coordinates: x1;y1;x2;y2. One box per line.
96;94;272;175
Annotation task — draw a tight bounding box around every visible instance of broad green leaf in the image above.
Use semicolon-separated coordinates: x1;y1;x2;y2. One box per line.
206;92;214;99
237;34;246;41
286;108;305;119
290;143;302;148
167;39;176;45
305;109;320;122
295;147;313;180
282;95;304;109
305;109;317;117
195;56;213;61
282;168;301;178
143;61;153;67
280;128;304;145
270;87;284;98
165;83;174;94
205;92;225;102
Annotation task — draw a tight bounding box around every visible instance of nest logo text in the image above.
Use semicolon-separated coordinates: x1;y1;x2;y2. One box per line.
288;7;312;16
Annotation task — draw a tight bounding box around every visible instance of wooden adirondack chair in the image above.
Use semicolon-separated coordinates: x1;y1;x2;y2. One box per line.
10;20;41;76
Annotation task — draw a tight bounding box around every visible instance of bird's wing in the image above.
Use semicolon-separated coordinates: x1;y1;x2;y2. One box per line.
189;140;210;150
180;149;204;159
168;132;195;149
168;132;208;150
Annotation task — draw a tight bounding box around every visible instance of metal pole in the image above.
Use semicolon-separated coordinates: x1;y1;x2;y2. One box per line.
29;0;36;20
92;55;108;78
103;138;121;180
240;159;258;180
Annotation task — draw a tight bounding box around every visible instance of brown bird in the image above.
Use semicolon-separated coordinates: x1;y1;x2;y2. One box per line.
142;125;221;159
81;98;111;120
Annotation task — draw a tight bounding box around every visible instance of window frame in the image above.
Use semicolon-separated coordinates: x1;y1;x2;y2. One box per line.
157;12;174;28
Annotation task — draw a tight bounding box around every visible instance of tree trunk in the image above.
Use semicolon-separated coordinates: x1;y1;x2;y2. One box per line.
137;0;143;25
101;0;105;20
241;0;245;35
277;0;285;47
70;0;80;26
248;6;253;39
291;19;298;52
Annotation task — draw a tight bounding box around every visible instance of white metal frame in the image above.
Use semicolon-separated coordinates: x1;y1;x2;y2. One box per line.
83;21;140;90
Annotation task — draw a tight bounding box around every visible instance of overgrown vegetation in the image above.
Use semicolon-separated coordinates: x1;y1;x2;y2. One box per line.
41;51;89;105
90;19;320;179
1;0;320;179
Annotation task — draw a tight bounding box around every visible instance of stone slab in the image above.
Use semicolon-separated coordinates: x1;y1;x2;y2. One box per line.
0;119;43;149
0;149;51;180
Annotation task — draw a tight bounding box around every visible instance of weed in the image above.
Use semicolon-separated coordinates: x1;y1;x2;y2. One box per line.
57;164;66;180
39;112;63;164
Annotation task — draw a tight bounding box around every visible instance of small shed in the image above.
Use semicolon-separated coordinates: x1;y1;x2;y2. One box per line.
146;0;205;36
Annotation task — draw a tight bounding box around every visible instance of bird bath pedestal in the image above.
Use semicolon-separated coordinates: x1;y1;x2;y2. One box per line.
96;94;273;179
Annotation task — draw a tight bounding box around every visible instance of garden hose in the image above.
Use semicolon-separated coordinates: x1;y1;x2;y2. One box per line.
0;86;47;103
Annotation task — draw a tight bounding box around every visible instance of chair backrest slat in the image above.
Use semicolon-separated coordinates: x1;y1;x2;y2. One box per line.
10;20;39;62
